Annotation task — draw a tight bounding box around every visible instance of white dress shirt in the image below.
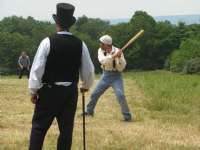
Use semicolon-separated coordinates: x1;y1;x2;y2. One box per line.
29;31;94;94
98;46;126;71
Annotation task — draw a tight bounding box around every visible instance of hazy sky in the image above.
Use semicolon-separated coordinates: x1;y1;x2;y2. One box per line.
1;0;200;21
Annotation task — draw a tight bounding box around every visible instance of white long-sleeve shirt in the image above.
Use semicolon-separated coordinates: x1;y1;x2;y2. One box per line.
98;46;126;71
29;31;94;94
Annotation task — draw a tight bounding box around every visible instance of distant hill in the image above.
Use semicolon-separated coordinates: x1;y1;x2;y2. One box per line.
107;14;200;25
155;14;200;25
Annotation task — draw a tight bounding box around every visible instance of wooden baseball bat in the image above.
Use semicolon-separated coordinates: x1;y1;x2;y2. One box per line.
121;29;144;51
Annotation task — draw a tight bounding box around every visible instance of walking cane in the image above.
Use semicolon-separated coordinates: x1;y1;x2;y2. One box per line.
81;89;86;150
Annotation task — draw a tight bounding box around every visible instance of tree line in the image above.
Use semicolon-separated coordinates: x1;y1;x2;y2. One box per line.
0;11;200;74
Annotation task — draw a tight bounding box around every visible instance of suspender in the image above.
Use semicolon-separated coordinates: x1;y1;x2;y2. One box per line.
103;51;116;71
102;52;107;70
113;59;116;69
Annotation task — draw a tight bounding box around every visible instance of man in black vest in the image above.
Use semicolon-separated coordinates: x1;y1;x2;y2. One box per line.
28;3;94;150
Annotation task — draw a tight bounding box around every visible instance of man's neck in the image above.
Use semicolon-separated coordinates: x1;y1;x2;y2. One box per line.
57;29;69;32
56;24;69;32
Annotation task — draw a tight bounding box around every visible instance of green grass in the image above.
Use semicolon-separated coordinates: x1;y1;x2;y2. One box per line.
126;71;200;125
0;71;200;150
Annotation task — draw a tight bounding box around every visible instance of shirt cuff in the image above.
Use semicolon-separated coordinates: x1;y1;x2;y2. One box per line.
80;82;89;90
29;88;38;95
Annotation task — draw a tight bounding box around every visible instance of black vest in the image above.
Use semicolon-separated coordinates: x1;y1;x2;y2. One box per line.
42;34;82;84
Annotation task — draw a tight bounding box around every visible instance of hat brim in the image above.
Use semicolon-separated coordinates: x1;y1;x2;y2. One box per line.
52;14;76;27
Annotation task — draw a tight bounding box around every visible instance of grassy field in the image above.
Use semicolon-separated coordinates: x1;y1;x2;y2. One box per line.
0;71;200;150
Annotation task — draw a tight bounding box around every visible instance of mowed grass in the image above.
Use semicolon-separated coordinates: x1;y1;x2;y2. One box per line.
0;71;200;150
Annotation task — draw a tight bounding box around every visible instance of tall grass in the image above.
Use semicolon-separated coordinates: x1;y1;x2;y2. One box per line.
126;70;200;124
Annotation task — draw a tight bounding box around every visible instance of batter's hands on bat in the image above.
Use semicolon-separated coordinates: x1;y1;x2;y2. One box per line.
112;49;122;58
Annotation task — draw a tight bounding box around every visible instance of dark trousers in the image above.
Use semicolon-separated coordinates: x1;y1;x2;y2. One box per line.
19;67;29;78
29;84;78;150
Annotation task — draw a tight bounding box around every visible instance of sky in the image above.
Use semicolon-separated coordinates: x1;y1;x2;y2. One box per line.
1;0;200;21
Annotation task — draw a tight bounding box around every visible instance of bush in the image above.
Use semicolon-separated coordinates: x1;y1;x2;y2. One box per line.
182;58;200;74
169;49;187;72
170;38;200;72
0;67;17;75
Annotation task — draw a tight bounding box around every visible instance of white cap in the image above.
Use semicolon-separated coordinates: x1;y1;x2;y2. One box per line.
99;35;112;45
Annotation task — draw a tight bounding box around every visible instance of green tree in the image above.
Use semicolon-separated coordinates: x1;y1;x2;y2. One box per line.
0;32;32;69
170;35;200;72
128;11;157;69
75;16;110;39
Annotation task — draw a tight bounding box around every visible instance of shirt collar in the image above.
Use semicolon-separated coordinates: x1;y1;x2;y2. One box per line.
57;31;72;35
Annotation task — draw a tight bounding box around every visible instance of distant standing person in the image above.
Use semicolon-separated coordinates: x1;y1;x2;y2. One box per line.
18;51;30;78
84;35;132;121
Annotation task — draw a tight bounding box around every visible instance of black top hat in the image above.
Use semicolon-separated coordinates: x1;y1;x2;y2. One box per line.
52;3;76;28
